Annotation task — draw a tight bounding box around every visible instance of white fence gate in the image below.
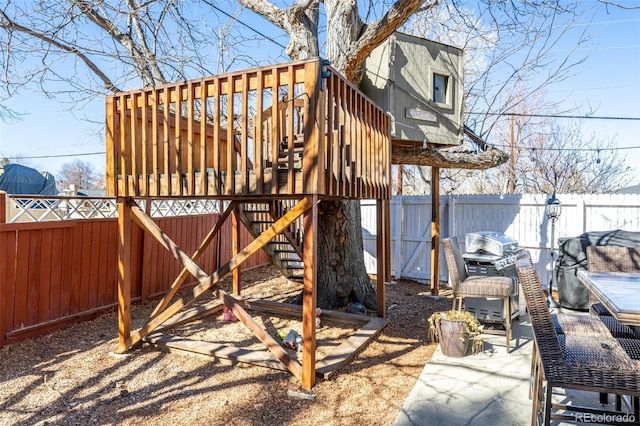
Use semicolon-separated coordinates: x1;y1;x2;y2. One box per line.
362;194;640;286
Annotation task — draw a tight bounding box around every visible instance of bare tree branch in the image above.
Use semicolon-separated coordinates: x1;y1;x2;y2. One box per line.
598;1;640;10
70;0;164;86
0;8;119;92
343;0;438;81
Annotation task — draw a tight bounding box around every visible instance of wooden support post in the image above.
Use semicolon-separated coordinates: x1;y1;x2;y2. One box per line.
0;191;7;349
116;198;133;352
430;167;441;296
0;191;6;224
232;206;241;295
301;195;318;390
376;199;387;318
384;198;391;282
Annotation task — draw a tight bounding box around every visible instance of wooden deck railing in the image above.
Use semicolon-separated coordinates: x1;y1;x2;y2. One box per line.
106;58;391;199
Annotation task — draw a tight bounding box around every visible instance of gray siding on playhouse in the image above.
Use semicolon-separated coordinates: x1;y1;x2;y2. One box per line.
361;32;464;147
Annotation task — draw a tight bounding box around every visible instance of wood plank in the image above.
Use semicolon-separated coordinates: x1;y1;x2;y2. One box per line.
240;73;249;193
174;86;183;196
315;317;388;379
144;333;289;371
187;81;195;195
130;92;139;195
1;229;17;343
255;70;264;194
218;289;301;379
0;220;75;232
376;199;386;318
26;229;42;326
226;79;235;195
241;299;371;324
212;78;221;195
118;94;129;197
287;64;295;193
88;221;101;309
97;221;110;307
64;219;80;317
271;68;279;195
78;221;93;311
150;93;160;196
199;81;207;196
105;97;116;196
232;209;241;295
155;299;224;332
301;194;318;390
38;226;53;323
116;200;133;352
49;222;63;320
162;88;171;196
105;219;119;305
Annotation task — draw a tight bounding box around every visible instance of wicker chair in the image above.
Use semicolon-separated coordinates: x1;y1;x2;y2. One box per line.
515;250;640;425
442;237;514;352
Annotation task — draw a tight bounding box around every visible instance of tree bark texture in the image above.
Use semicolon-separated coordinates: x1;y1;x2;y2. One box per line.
316;200;378;309
392;146;509;169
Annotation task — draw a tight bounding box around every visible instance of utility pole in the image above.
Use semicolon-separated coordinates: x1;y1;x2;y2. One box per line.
508;114;516;194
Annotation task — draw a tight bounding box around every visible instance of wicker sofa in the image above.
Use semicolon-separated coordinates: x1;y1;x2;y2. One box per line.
516;250;640;425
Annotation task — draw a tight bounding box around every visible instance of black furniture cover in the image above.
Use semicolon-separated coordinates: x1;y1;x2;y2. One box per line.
556;230;640;310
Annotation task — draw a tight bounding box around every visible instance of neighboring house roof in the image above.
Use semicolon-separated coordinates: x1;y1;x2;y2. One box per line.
77;189;107;197
58;187;106;197
615;184;640;194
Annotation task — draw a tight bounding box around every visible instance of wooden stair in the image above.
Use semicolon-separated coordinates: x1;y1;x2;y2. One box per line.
236;200;305;282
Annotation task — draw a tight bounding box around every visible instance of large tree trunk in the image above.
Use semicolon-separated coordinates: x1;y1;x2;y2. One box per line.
316;200;378;310
318;1;377;310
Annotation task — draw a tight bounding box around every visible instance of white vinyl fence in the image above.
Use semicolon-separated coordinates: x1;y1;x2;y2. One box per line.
362;194;640;286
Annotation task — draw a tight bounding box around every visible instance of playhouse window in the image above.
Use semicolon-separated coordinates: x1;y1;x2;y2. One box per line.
433;73;448;104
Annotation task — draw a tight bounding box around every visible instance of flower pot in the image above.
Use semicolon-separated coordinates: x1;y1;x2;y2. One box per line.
438;318;470;358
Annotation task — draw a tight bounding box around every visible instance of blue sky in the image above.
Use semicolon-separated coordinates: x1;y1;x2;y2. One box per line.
0;1;638;182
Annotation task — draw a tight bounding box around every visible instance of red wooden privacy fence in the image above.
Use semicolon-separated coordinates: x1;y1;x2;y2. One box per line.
0;194;268;349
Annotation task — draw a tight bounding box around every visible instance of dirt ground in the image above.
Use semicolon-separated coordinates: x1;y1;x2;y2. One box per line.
0;265;451;426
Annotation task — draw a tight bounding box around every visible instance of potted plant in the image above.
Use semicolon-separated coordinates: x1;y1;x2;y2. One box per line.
428;310;483;357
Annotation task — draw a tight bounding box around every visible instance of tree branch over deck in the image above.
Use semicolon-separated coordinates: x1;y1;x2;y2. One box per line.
391;145;509;170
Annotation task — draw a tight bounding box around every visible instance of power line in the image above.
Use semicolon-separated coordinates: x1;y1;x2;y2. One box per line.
2;152;105;160
205;2;288;50
491;144;640;153
469;112;640;120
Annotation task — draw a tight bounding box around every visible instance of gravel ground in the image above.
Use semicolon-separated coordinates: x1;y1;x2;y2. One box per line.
0;265;450;426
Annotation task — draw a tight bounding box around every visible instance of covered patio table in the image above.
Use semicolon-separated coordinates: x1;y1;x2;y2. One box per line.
577;270;640;326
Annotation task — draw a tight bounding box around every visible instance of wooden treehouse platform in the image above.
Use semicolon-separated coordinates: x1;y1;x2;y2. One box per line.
107;58;392;390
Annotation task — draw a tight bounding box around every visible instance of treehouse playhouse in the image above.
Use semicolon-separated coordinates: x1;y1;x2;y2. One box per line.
107;33;463;390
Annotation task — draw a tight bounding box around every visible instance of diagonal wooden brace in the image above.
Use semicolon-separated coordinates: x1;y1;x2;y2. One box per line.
150;200;238;318
217;289;302;379
116;196;313;353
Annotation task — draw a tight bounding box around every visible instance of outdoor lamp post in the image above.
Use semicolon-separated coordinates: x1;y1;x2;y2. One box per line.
545;194;562;308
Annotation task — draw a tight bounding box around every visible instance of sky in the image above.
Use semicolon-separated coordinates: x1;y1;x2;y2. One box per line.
0;1;638;186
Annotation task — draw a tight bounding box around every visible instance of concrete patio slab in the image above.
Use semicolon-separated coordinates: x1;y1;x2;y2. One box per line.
395;312;632;425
